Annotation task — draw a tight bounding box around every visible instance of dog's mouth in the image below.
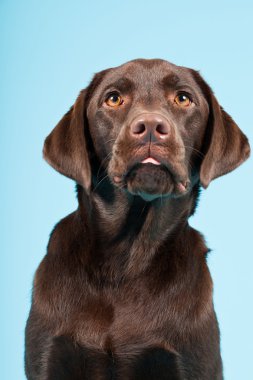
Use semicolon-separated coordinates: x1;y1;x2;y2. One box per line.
112;156;190;202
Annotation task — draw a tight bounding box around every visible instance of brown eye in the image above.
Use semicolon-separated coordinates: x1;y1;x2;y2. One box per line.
105;93;123;107
174;93;192;107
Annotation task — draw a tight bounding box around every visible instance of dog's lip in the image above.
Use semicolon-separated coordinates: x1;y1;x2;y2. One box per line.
113;175;122;183
175;181;189;193
113;156;162;183
112;153;190;194
113;161;190;195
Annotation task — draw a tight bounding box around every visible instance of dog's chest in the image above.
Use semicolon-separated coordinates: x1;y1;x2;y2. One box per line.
70;280;189;351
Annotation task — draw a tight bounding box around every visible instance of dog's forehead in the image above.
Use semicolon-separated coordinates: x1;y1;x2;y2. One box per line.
96;59;195;91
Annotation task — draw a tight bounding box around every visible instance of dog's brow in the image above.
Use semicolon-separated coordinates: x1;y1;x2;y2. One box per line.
104;77;134;93
161;74;180;89
160;74;198;101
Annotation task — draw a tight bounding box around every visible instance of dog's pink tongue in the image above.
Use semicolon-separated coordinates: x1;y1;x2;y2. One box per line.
141;157;161;165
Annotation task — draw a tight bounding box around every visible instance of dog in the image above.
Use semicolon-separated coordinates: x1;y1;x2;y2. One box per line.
25;59;250;379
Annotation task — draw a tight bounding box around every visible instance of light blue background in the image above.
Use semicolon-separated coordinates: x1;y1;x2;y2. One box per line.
1;1;252;379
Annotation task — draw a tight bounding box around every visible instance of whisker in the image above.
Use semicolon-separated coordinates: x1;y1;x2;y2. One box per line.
92;174;110;192
184;145;204;158
115;183;127;193
139;203;147;218
104;138;116;145
96;152;113;180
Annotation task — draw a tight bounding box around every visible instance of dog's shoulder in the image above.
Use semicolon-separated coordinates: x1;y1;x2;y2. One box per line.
32;211;90;312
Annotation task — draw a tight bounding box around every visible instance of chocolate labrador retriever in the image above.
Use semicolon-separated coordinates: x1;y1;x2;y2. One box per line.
25;59;250;379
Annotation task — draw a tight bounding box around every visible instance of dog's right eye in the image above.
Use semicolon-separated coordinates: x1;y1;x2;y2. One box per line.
105;93;124;107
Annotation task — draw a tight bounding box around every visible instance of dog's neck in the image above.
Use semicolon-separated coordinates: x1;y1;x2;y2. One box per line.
77;180;200;283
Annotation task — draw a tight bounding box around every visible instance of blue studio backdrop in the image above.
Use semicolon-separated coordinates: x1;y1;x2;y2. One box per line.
1;1;252;379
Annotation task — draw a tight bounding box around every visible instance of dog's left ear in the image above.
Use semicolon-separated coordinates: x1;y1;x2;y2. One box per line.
195;73;250;188
43;89;91;191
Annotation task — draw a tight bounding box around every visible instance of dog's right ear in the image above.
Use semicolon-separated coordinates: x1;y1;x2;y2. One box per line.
43;89;91;191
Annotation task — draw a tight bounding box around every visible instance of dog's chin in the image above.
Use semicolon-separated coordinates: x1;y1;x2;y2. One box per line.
125;163;188;202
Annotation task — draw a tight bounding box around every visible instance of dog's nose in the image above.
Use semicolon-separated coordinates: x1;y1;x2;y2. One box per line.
129;113;170;142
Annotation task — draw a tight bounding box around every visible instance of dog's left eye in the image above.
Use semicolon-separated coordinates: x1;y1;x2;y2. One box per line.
174;93;192;107
105;93;124;107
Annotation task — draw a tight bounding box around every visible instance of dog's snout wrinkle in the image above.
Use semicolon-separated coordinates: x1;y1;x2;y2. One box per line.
130;113;171;143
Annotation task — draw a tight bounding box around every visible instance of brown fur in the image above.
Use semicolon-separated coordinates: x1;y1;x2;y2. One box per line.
25;59;250;379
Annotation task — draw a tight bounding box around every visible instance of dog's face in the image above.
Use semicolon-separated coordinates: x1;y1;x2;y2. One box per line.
87;59;209;201
43;59;250;201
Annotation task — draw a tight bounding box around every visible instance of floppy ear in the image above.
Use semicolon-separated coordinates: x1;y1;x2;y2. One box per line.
43;90;91;191
199;85;250;188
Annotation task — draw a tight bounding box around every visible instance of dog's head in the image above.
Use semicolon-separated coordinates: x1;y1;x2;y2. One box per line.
43;59;250;201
